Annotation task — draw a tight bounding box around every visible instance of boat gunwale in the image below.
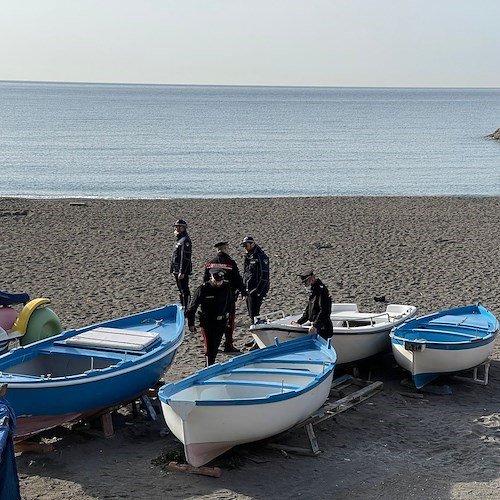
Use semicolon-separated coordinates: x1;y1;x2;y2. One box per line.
0;304;185;388
159;336;336;407
251;304;417;334
254;324;398;336
390;327;496;343
390;331;497;348
254;314;417;336
390;304;499;344
163;368;334;407
0;337;184;388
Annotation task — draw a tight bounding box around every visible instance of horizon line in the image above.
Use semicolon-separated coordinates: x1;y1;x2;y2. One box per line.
1;79;499;91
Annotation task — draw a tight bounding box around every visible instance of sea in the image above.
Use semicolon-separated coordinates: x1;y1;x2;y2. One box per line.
1;81;499;199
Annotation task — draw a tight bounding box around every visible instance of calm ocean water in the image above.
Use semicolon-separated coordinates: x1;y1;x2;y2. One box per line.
1;81;499;198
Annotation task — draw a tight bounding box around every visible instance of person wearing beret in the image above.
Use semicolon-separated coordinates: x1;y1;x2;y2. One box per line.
241;236;270;324
185;269;233;366
170;219;192;309
203;242;246;353
291;270;333;340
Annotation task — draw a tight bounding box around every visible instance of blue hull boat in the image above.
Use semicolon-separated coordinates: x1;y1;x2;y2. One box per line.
159;335;336;467
0;304;184;439
390;304;498;388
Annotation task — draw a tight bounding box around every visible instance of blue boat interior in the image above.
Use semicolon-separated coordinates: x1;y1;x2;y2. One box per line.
0;307;183;379
159;336;336;404
206;366;319;390
393;306;497;344
1;351;122;378
430;314;490;329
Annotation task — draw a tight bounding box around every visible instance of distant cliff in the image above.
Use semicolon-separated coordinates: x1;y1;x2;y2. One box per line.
487;128;500;140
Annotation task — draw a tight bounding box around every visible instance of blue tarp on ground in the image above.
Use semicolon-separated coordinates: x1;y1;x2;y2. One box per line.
0;395;21;500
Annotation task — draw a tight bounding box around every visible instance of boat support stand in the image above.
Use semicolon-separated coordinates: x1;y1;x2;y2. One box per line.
85;391;159;439
267;375;384;456
454;359;491;386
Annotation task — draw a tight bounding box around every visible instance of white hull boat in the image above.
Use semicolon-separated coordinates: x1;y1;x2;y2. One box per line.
158;335;336;467
251;303;416;364
390;304;499;388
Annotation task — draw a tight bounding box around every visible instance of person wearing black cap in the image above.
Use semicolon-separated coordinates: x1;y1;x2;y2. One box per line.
241;236;270;323
185;268;233;366
291;270;333;340
203;242;246;353
170;219;192;309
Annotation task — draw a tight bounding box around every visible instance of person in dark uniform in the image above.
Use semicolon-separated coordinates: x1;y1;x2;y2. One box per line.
203;242;246;353
170;219;192;309
185;269;233;366
241;236;270;324
291;270;333;340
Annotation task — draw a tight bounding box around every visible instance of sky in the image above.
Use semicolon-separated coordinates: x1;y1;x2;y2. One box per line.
1;0;499;88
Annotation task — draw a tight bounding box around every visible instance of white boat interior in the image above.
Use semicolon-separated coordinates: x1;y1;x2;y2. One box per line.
254;303;416;331
167;360;328;402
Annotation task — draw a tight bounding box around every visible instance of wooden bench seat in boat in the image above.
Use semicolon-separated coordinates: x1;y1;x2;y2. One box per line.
64;327;159;351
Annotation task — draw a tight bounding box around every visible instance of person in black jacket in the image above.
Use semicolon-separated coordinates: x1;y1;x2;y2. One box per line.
204;241;246;353
170;219;192;309
241;236;270;324
291;270;333;340
185;269;233;366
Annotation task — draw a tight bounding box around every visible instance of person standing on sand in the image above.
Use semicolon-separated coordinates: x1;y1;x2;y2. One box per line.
241;236;270;324
185;269;233;366
203;241;246;354
291;270;333;340
170;219;192;309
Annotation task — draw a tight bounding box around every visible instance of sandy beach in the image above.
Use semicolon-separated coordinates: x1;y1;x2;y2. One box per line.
1;196;499;500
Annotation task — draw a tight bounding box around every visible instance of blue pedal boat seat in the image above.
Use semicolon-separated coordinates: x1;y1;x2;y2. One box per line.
0;291;30;307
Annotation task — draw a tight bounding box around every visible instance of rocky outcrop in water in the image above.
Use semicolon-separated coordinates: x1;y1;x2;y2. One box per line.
487;128;500;140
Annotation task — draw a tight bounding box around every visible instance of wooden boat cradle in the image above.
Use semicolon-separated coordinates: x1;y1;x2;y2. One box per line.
453;358;491;386
267;374;384;456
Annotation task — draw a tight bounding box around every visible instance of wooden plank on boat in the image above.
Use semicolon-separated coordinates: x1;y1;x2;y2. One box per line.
64;326;159;350
167;461;223;478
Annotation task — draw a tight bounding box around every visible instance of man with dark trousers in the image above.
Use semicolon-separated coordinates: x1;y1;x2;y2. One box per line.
291;270;333;340
186;269;233;366
241;236;270;324
203;241;246;353
170;219;192;309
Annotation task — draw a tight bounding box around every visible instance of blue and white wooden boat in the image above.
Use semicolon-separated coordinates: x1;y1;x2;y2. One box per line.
159;335;336;467
0;304;184;439
390;304;499;388
251;303;417;364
